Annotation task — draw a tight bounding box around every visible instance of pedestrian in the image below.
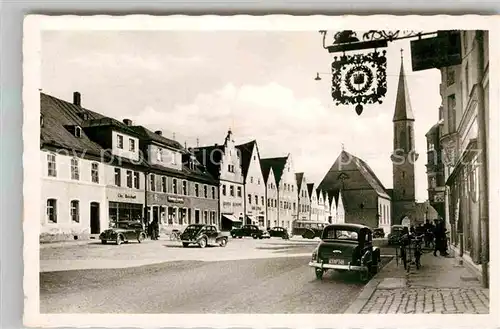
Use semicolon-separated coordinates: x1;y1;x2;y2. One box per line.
433;219;448;256
151;218;159;240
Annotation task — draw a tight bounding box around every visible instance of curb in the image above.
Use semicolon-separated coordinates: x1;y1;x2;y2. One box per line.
343;256;396;314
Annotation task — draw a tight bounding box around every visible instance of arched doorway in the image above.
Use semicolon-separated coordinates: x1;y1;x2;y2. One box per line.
90;202;100;234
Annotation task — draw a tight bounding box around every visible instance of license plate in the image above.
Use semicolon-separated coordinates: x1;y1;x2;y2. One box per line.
329;258;345;265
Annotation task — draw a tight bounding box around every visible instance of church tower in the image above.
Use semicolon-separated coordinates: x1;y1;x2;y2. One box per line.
391;52;418;225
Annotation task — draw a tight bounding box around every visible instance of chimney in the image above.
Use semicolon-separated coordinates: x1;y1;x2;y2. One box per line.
154;130;162;136
73;92;81;106
123;119;132;126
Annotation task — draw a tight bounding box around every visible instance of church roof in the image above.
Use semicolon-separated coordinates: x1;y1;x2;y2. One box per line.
319;150;390;199
393;56;415;122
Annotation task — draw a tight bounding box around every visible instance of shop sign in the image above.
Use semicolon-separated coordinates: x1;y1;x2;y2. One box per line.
232;202;242;207
118;193;137;200
167;196;184;204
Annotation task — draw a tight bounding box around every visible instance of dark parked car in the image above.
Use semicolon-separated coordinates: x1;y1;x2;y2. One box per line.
230;224;267;239
373;228;385;238
99;221;146;245
308;223;381;282
388;225;405;245
180;224;228;248
268;227;290;239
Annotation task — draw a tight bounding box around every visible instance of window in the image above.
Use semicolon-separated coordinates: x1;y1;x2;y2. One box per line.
447;94;456;132
211;186;216;199
230;185;234;197
117;135;123;149
47;153;57;177
291;185;294;192
280;201;283;208
70;200;80;223
182;181;188;195
204;185;208;198
46;199;57;223
129;139;135;152
172;178;178;194
250;177;254;183
222;184;226;196
114;168;121;186
428;141;435;151
430;177;437;188
255;195;258;205
293;202;296;211
171;152;177;165
237;186;242;197
228;164;234;173
126;170;133;188
161;176;167;193
261;196;264;205
150;174;156;192
402;171;406;179
133;172;140;189
195;184;199;197
253;155;256;160
248;194;252;204
464;62;470;96
258;178;261;185
70;158;79;180
157;148;163;162
91;162;99;183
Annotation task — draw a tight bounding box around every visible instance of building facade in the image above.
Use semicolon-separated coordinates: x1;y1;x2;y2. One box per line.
438;31;489;268
323;190;331;223
261;155;298;232
307;183;320;222
237;141;266;227
295;173;310;221
425;116;446;220
130;125;219;233
194;130;245;231
319;150;391;229
262;164;278;228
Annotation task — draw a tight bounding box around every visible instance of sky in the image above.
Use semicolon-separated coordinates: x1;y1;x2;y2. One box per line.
41;31;442;201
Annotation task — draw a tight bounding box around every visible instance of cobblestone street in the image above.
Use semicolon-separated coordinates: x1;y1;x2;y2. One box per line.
361;287;489;314
349;250;490;314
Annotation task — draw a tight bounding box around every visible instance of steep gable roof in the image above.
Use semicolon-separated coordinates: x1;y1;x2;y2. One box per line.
236;140;256;180
260;156;288;184
295;172;305;191
319;150;390;199
40;93;105;156
393;57;415;122
192;144;225;179
307;183;315;200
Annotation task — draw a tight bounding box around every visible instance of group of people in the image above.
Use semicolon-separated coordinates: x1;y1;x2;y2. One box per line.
406;218;450;257
143;218;160;240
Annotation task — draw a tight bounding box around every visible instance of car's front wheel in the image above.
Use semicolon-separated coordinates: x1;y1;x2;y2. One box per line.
219;238;227;247
198;238;207;248
182;242;189;248
315;268;324;280
101;240;107;244
137;232;146;243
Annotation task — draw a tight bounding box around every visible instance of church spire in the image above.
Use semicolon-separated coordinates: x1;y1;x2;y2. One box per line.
393;51;415;122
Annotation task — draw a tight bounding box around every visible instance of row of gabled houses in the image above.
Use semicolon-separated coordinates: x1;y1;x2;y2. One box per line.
40;91;345;240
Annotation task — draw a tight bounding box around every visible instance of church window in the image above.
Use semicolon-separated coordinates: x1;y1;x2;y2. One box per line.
408;127;413;150
399;130;406;152
402;171;406;179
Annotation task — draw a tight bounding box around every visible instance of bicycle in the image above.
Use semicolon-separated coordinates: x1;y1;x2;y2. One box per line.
169;229;181;241
397;234;425;272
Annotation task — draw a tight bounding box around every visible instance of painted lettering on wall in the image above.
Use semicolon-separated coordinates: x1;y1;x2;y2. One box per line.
118;193;137;199
167;196;184;204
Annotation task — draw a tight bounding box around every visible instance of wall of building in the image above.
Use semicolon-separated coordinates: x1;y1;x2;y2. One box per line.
277;156;298;232
378;197;391;234
244;145;266;226
297;176;310;221
148;144;183;171
266;170;279;228
40;150;107;238
111;130;140;162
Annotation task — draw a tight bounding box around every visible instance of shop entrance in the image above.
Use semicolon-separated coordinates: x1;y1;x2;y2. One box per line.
90;202;100;234
194;209;200;224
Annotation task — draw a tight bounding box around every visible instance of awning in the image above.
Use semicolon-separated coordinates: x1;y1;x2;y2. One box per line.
222;214;242;223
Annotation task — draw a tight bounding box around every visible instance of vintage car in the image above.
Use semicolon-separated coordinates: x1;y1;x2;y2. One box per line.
292;220;328;239
99;221;146;245
180;224;229;248
308;223;381;282
388;225;405;245
230;224;268;239
268;226;290;239
373;228;385;238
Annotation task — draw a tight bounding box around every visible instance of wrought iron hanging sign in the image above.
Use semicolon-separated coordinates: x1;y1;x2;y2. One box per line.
331;50;387;115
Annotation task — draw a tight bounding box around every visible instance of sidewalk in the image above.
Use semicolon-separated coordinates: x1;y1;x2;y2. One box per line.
345;251;489;314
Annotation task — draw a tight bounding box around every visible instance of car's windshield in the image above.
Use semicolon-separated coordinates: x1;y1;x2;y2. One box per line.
324;229;358;241
184;225;203;232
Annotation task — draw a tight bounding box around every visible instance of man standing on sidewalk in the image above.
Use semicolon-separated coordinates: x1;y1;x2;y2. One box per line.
433;219;448;256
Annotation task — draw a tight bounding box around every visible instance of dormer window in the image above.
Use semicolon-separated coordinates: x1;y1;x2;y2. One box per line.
157;148;163;162
74;126;82;138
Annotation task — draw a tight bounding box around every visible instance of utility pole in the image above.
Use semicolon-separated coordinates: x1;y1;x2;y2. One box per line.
475;30;489;289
